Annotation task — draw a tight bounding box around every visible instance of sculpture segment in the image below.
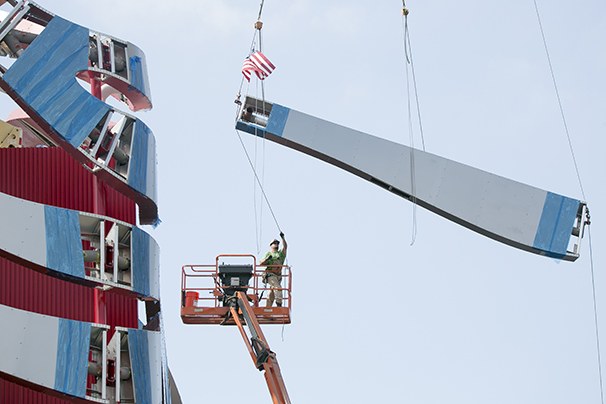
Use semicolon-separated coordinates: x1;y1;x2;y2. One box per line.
236;96;587;261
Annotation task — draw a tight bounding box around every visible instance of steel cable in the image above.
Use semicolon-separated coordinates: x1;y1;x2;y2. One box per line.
533;0;586;201
588;224;604;404
533;2;598;401
235;128;283;234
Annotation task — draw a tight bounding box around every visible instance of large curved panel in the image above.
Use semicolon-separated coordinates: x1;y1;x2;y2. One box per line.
0;11;158;225
236;96;586;261
0;191;160;300
0;304;92;400
82;34;153;111
127;328;165;404
0;305;169;403
0;3;171;402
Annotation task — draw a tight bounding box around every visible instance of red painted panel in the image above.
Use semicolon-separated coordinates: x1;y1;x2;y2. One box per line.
0;379;73;404
0;142;141;402
0;258;139;403
0;147;136;225
0;258;138;328
0;147;140;328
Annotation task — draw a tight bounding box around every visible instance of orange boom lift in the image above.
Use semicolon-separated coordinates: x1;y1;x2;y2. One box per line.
181;255;291;403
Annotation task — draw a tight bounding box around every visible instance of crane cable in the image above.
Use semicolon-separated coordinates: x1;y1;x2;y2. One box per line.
235;0;266;101
252;80;267;253
533;2;599;402
253;25;266;253
588;221;603;404
257;0;264;21
403;8;417;246
233;1;286;344
533;0;586;201
400;2;427;245
401;2;426;152
235;0;282;251
235;128;283;235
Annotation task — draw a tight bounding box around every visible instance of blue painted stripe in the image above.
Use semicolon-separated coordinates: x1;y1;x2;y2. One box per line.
44;206;85;278
266;104;290;137
132;227;151;297
55;319;90;398
235;120;267;138
21;25;85;104
128;119;151;195
533;192;579;258
64;95;109;148
5;18;82;96
129;56;145;93
128;329;152;404
3;17;111;147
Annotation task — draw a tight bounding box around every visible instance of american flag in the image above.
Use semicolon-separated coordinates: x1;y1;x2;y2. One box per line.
242;51;275;82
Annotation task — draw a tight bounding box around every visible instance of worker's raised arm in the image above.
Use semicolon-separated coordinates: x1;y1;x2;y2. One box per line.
280;232;287;255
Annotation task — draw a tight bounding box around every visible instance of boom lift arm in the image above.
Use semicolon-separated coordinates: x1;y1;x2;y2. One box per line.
228;291;291;404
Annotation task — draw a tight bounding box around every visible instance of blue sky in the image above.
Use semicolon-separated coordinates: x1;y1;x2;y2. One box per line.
3;1;606;403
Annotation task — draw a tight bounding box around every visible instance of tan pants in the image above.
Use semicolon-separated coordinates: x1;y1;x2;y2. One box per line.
265;275;282;307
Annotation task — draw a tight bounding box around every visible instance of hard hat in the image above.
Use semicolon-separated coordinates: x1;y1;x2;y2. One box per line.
270;239;280;246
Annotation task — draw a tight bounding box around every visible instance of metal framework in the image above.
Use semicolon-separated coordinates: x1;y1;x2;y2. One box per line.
0;1;158;225
181;255;292;402
0;2;175;402
0;304;167;403
0;190;160;301
181;255;292;325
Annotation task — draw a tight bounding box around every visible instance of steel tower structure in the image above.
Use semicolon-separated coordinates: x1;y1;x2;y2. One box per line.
0;2;178;403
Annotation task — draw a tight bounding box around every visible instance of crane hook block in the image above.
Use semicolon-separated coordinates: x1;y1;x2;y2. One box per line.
255;20;263;30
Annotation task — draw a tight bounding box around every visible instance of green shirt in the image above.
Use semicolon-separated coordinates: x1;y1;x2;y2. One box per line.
262;250;286;273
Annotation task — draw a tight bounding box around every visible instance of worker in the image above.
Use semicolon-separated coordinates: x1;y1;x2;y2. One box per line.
260;232;287;307
242;106;254;122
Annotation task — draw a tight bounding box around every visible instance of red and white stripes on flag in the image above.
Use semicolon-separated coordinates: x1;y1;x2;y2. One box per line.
242;51;275;82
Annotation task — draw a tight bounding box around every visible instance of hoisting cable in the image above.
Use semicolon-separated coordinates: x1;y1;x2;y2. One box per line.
252;80;265;252
234;0;266;109
532;3;598;401
255;20;267;252
587;215;604;404
401;2;426;152
234;0;274;250
401;3;417;245
233;102;265;250
234;28;259;106
253;126;267;253
400;2;426;245
235;128;283;234
257;0;264;21
533;0;586;201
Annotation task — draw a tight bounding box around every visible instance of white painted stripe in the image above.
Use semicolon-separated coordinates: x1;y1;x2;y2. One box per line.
0;192;47;266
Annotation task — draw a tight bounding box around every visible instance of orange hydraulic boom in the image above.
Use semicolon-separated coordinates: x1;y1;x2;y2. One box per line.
180;256;292;403
229;291;291;404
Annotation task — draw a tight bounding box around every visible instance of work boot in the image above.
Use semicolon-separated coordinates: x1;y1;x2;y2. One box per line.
276;302;282;307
